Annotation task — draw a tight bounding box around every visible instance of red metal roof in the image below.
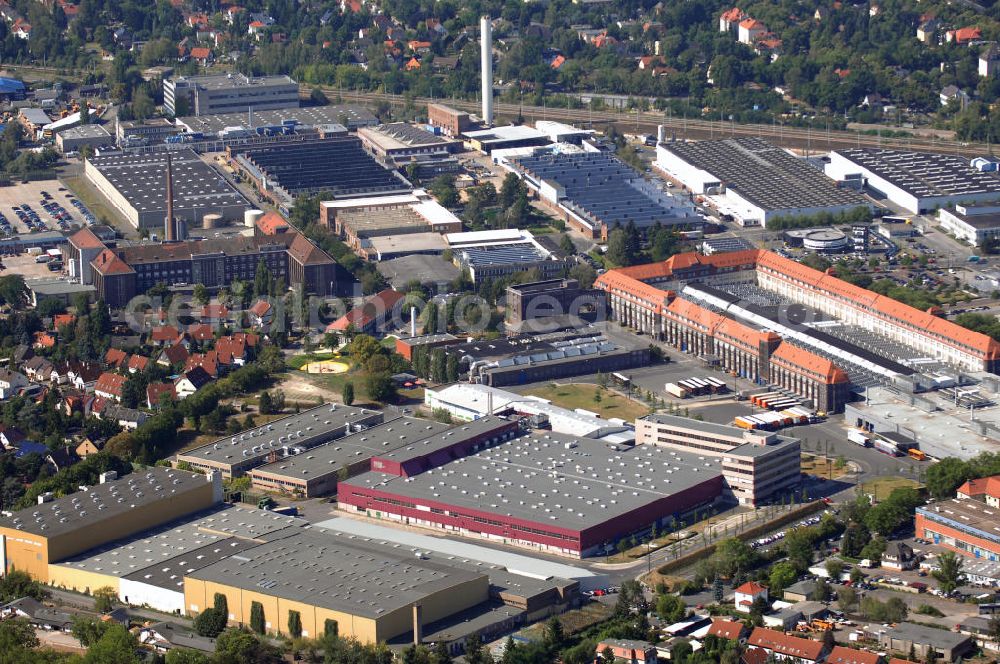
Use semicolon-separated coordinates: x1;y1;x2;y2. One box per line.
826;646;880;664
748;627;823;661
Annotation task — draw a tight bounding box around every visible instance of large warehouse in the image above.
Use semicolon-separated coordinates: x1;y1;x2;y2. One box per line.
176;104;379;135
232;136;411;206
338;418;725;557
84;149;249;231
163;74;299;117
2;466;576;646
825;148;1000;214
595;250;1000;408
507;151;700;239
176;403;386;478
655;137;869;227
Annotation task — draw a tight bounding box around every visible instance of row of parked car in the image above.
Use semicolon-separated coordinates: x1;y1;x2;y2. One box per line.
750;514;824;549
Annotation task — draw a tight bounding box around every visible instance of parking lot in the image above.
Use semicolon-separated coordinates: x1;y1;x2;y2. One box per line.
0;180;95;235
2;252;71;280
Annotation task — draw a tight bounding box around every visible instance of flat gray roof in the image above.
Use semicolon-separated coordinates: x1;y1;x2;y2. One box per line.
0;468;209;539
640;412;747;439
171;73;296;90
373;416;513;464
87;149;248;215
251;417;452;481
179;403;384;468
187;528;486;618
59;124;112;139
51;504;301;581
835;148;1000;199
176;105;378;134
28;279;97;295
344;430;723;531
879;622;971;648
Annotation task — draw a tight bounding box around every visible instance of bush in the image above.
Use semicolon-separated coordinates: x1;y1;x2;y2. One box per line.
915;604;944;617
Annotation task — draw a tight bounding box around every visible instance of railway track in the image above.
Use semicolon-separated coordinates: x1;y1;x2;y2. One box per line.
310;86;992;158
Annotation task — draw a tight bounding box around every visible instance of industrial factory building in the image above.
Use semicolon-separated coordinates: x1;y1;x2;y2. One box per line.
248;417;452;497
176;403;386;478
163;74;299;117
825;148;1000;214
83;149;249;231
655;137;869;227
338;418;725;557
507;151;700;239
595;249;1000;409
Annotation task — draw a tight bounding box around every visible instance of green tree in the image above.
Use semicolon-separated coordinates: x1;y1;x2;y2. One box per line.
606;228;631;267
825;559;845;580
193;607;228;638
768;561;798;596
559;234;576;255
925;457;972;499
288;609;302;638
166;649;212;664
249;601;265;634
932;551;965;594
193;284;209;305
93;585;117;613
215;628;280;664
72;615;111;647
429;175;458;208
543;615;564;650
655;592;687;623
324;619;338;637
342;381;355;406
838;586;858;612
365;373;396;403
84;624;142;664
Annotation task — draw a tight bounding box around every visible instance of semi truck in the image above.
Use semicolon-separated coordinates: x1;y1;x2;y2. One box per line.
848;430;870;447
665;383;688;398
873;438;901;457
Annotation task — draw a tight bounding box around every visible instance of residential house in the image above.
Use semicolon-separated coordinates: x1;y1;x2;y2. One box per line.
734;581;768;613
185;352;219;378
126;355;149;374
781;579;818;603
53;313;75;330
12;440;48;459
738;18;766;44
75;437;105;458
825;646;881;664
946;27;982;44
33;332;56;349
956;475;1000;504
249;300;274;330
707;619;748;642
187;323;215;344
980;44;1000;78
747;627;826;663
917;18;941;43
1;598;73;632
719;7;745;33
147;383;176;409
46;447;78;472
94;372;126;402
882;542;917;570
138;622;217;654
0;425;26;449
189;47;213;65
0;369;28;398
150;325;185;347
68;362;102;391
96;403;150;430
326;288;405;336
157;343;190;368
940;85;970;109
595;639;657;664
174;367;213;399
22;356;54;381
12;18;30;40
200;304;229;325
105;347;129;370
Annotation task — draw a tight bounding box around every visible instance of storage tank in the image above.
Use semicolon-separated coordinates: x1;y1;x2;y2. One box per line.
203;213;222;229
245;209;264;228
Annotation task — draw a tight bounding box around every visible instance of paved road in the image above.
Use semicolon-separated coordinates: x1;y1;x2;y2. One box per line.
317;88;994;158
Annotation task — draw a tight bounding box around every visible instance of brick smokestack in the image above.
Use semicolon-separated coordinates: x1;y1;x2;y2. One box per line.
164;152;175;242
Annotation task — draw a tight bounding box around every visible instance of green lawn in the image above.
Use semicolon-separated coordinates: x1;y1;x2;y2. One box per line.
519;383;652;422
859;476;922;501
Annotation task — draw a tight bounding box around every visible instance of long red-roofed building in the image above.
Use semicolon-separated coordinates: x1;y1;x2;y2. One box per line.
596;249;1000;411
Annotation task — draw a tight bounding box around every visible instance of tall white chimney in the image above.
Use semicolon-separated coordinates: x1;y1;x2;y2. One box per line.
480;16;494;127
411;306;417;337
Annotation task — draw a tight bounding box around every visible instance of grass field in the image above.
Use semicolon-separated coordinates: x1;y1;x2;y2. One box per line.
801;454;852;480
517;602;612;641
859;476;921;501
520;383;652;421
